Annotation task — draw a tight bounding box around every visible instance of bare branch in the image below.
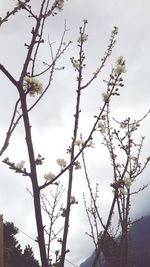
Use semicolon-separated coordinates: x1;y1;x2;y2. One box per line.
0;64;18;87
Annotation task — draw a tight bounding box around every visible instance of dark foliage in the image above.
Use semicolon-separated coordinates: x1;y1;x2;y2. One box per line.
4;222;40;267
80;215;150;267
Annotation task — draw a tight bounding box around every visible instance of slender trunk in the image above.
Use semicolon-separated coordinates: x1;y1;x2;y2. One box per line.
119;219;128;267
20;91;48;267
59;165;74;267
119;230;128;267
119;187;130;267
32;183;48;267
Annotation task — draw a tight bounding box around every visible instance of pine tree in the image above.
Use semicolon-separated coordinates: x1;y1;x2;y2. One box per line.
22;245;40;267
4;222;40;267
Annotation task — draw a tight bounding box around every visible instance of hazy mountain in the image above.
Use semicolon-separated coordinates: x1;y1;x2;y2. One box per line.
80;215;150;267
129;215;150;267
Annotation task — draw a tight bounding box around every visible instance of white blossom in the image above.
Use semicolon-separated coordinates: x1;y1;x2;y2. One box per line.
130;121;140;131
123;176;132;189
129;155;137;162
100;115;106;121
74;139;83;146
98;121;106;134
44;172;55;181
74;139;94;148
87;140;95;148
77;34;88;43
70;196;78;204
16;0;26;7
101;92;109;102
54;0;64;11
120;188;128;196
16;160;25;169
114;56;126;74
74;161;81;170
120;122;127;129
72;60;80;69
116;56;124;66
56;158;67;168
23;77;43;97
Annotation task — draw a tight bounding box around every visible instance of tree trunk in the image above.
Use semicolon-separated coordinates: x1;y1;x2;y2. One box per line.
20;91;48;267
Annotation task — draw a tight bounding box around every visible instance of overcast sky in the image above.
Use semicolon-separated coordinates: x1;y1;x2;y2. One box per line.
0;0;150;266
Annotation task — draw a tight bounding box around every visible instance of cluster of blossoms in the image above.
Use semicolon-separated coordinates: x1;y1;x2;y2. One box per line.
119;188;128;196
72;59;80;69
16;160;25;170
74;161;81;170
129;155;137;162
44;172;55;182
23;77;43;97
114;56;126;74
77;33;88;44
16;0;28;7
123;176;132;189
88;207;97;216
70;196;78;205
54;0;64;11
130;121;140;131
71;57;86;71
101;92;109;102
87;140;95;148
97;121;106;134
61;208;66;217
107;26;118;57
74;139;94;148
120;119;140;131
3;158;26;172
120;120;128;129
74;139;84;146
35;154;45;165
56;158;67;169
113;176;132;196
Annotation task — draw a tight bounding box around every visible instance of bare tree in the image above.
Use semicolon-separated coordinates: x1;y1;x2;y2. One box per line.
0;1;71;266
82;93;150;267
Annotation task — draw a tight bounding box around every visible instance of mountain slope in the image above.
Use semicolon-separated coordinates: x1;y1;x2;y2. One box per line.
80;215;150;267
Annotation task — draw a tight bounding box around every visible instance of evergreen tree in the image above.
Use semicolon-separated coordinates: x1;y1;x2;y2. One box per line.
4;222;40;267
4;222;22;267
22;245;40;267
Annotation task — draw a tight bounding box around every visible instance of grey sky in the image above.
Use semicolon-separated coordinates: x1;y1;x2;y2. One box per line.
0;0;150;266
